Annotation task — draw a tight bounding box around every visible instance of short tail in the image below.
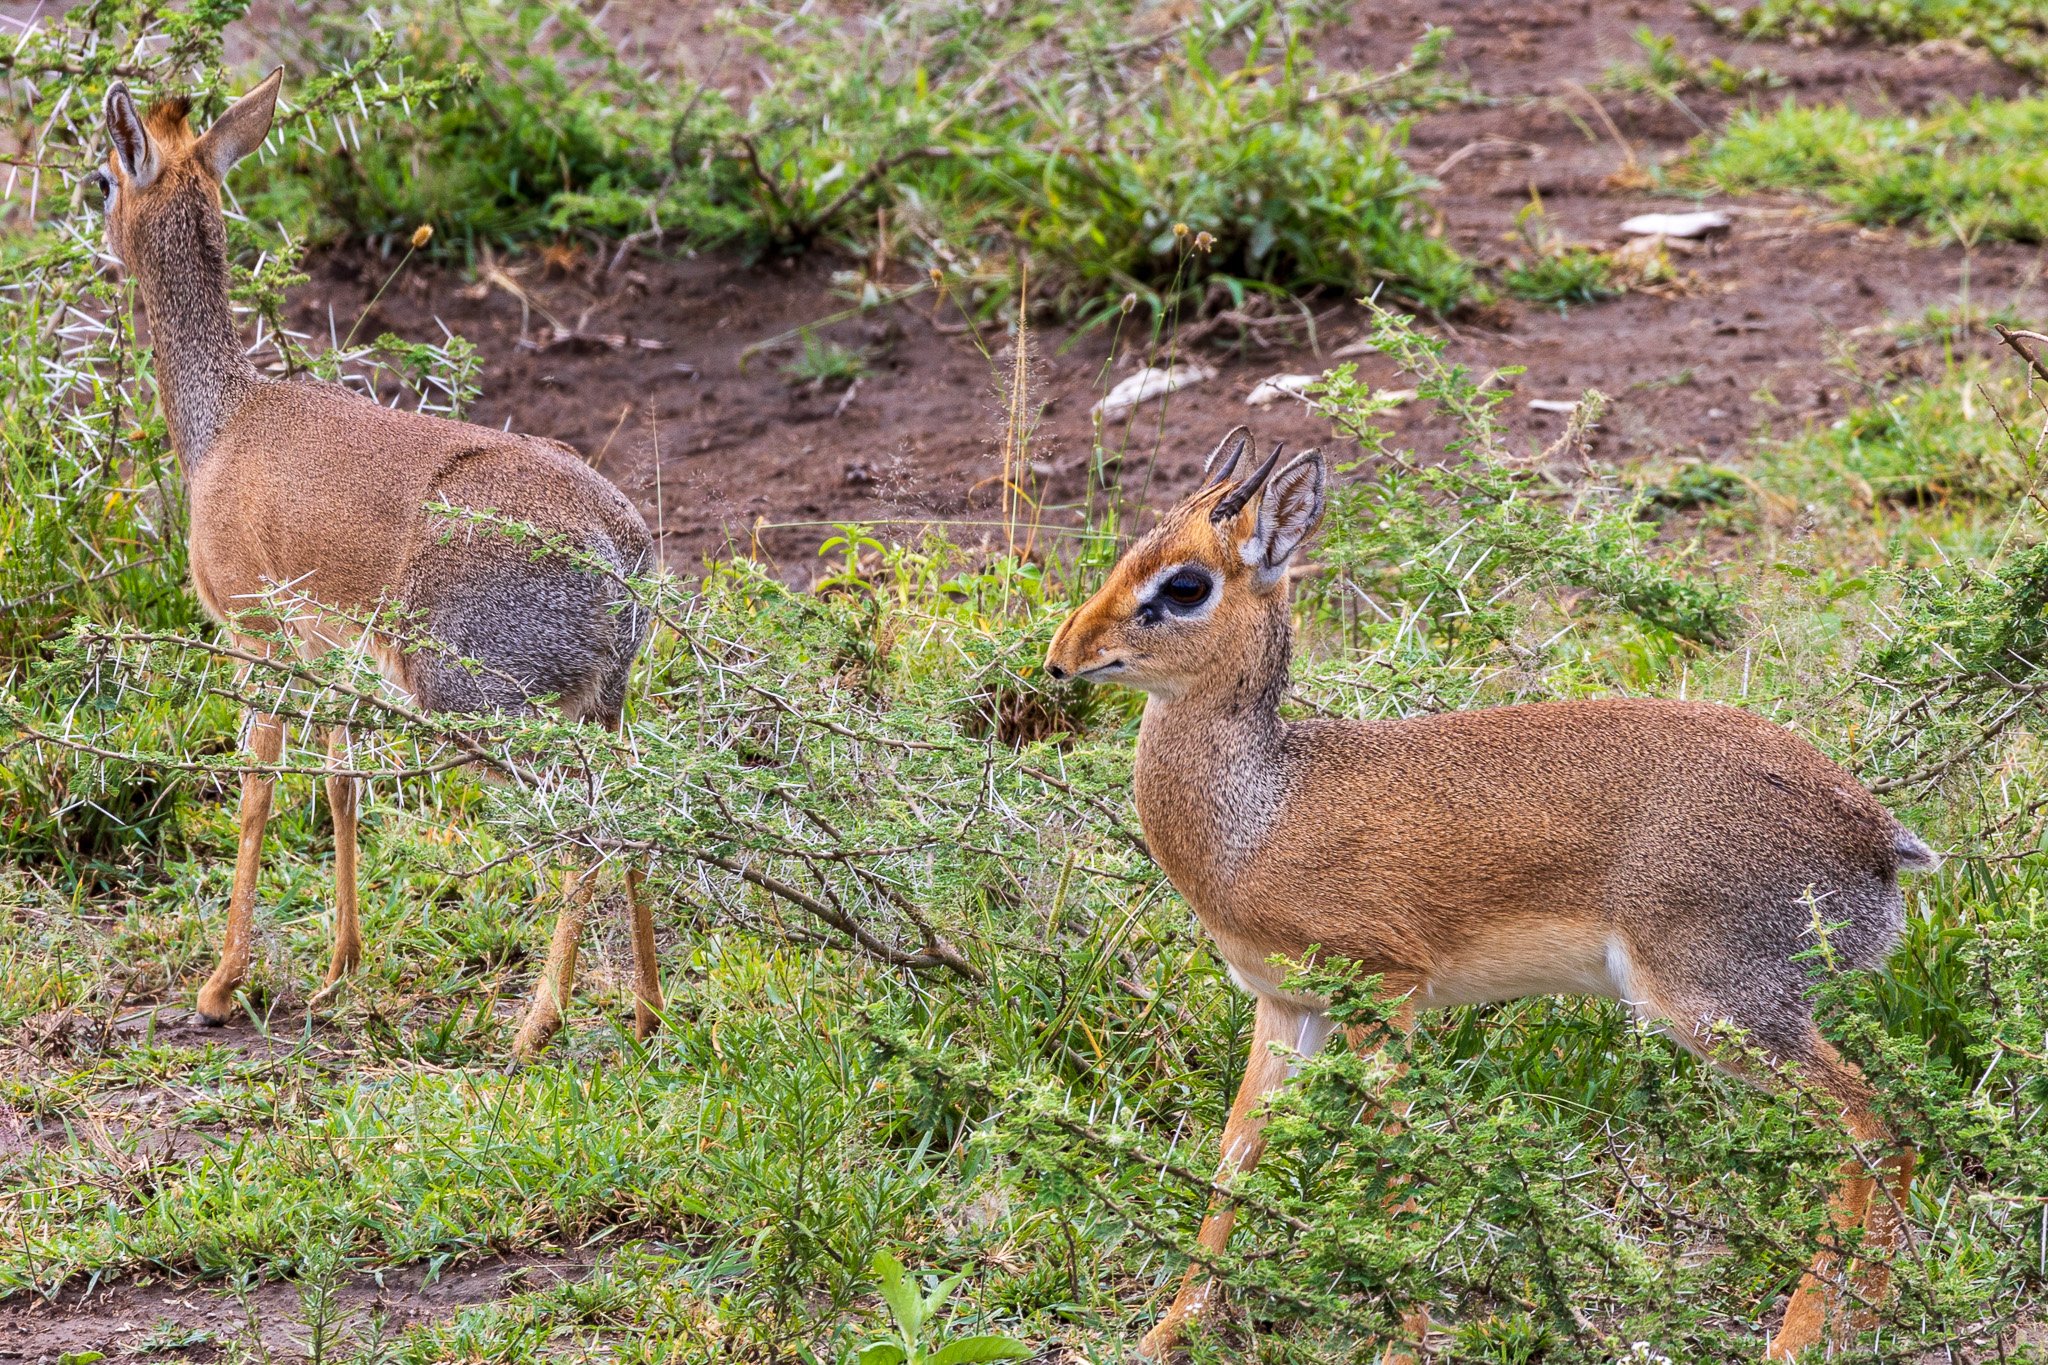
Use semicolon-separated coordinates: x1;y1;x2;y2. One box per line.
1892;824;1942;873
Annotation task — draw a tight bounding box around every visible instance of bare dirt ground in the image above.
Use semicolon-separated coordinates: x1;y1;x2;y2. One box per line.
277;0;2044;576
0;1253;589;1362
12;1;2048;1357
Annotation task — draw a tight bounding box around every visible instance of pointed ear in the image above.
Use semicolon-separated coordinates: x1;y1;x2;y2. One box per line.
104;83;160;189
1241;451;1326;588
1201;425;1251;487
194;67;283;180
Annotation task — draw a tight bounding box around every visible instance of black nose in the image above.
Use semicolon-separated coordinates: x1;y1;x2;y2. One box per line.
1046;662;1068;680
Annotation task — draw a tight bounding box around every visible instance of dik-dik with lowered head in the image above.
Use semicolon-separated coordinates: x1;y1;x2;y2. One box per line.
1046;428;1938;1360
96;72;659;1058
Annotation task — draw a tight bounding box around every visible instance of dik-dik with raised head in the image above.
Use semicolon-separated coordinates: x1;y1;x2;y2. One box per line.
94;72;658;1058
1046;429;1937;1360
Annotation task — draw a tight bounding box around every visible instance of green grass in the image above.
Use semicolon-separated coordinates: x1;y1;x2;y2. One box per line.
1756;362;2043;508
783;330;871;389
1501;246;1621;307
1709;0;2048;76
1691;95;2048;243
1600;25;1783;98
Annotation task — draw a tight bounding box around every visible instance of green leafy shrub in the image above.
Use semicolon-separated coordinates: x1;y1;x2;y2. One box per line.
25;0;1475;316
1001;33;1471;320
234;1;750;252
1308;313;1738;657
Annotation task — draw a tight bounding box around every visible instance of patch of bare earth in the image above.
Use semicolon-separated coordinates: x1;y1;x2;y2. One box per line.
0;1255;587;1363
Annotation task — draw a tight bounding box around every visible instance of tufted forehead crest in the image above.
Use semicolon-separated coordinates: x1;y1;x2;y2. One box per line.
144;96;196;148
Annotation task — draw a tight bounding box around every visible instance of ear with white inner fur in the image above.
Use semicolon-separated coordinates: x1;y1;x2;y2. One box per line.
104;83;159;190
1201;425;1251;488
1241;451;1326;588
193;67;284;181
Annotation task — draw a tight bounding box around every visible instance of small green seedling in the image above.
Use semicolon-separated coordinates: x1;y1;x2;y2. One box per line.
785;329;871;390
850;1251;1033;1365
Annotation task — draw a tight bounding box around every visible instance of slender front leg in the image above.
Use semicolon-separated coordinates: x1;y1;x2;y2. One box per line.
196;709;283;1024
1139;994;1324;1359
511;854;599;1060
626;862;664;1041
1347;1002;1431;1365
308;725;361;1007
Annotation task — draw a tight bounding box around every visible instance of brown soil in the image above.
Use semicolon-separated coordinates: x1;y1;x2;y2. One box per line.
275;0;2047;579
0;1253;587;1363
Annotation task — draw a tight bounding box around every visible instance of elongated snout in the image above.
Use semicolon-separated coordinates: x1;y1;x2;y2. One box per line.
1047;585;1126;680
1044;611;1086;680
1046;592;1133;684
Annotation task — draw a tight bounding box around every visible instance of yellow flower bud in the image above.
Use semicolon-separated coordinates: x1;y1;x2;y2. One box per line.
411;224;434;249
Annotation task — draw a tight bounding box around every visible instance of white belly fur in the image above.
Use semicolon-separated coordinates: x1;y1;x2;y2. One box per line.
1216;923;1629;1015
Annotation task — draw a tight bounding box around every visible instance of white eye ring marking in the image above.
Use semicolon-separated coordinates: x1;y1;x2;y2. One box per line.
1137;562;1217;621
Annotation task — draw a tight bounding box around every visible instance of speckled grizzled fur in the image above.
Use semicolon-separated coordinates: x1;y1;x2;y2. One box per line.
1046;428;1938;1362
98;73;659;1057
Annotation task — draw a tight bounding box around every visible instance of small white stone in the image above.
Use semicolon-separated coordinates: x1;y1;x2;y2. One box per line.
1245;373;1321;407
1528;399;1580;414
1618;210;1732;239
1092;362;1217;418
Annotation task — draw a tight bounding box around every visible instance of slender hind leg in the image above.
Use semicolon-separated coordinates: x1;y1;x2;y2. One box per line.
1764;1037;1908;1362
626;862;664;1041
197;709;283;1024
308;725;361;1006
511;853;600;1060
1632;975;1910;1361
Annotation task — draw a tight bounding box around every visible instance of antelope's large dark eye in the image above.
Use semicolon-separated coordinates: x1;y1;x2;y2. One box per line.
1158;571;1212;609
86;170;111;207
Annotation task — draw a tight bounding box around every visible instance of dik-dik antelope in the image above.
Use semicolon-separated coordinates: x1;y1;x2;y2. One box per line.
1046;429;1937;1360
94;72;659;1058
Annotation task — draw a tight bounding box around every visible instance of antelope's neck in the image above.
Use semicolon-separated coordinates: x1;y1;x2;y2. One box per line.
132;219;259;467
1132;600;1292;898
